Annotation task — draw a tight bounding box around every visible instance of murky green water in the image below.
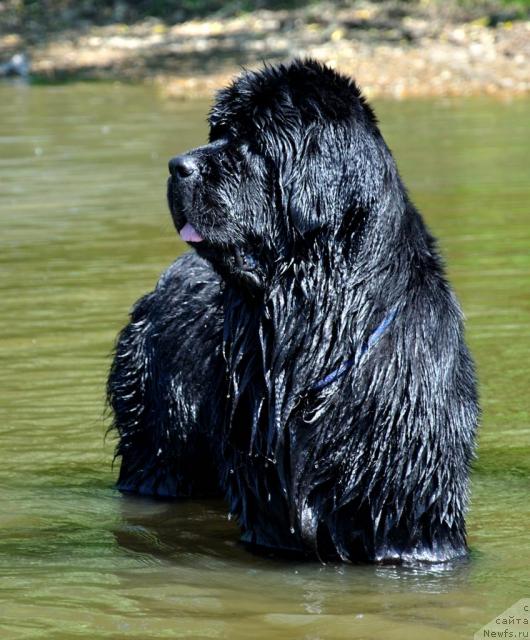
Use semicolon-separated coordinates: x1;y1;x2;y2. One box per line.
0;82;528;639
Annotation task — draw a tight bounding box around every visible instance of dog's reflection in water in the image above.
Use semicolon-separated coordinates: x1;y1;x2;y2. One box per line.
113;495;318;564
113;495;241;563
113;493;472;606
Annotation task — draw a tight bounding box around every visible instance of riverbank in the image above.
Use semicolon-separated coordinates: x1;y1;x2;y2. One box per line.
1;1;529;98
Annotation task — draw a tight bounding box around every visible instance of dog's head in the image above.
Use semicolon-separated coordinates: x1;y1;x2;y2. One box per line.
168;59;390;289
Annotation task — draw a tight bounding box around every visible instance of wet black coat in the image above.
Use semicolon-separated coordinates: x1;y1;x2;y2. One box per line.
108;60;478;563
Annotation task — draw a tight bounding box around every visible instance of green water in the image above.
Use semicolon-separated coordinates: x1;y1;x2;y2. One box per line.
0;82;528;640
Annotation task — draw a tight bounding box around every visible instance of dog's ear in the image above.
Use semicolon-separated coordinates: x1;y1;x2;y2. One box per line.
290;195;369;254
286;188;326;237
288;199;315;236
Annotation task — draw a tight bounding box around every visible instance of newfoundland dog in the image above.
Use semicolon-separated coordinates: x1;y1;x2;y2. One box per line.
108;60;478;563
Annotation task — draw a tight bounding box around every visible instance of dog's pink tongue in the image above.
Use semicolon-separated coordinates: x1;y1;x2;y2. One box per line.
180;222;204;243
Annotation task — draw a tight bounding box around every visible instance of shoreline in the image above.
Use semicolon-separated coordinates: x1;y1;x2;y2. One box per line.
1;3;529;99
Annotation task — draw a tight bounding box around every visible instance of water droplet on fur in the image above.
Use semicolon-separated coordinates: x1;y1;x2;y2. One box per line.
267;493;271;502
227;513;232;521
314;462;319;469
156;448;162;456
290;527;295;534
229;469;234;474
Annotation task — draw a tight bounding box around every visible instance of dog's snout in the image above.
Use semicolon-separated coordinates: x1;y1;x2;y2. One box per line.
169;155;198;179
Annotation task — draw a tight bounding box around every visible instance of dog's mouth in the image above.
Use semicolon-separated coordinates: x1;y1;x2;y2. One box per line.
177;221;262;289
179;221;204;244
170;180;263;289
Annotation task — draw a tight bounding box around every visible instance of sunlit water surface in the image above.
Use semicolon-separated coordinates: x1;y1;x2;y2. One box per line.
0;83;528;639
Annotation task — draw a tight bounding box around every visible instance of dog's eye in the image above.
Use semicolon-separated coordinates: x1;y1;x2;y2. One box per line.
227;137;258;163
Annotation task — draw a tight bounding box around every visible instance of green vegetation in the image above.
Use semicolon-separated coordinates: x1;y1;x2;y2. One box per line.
1;0;528;32
3;0;311;27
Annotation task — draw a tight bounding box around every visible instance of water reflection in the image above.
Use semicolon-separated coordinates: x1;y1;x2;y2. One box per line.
114;492;475;594
114;496;240;563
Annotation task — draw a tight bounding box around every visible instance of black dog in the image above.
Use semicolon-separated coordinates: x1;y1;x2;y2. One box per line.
108;60;478;563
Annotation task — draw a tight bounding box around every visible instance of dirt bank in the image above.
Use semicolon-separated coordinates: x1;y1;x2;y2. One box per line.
1;2;528;98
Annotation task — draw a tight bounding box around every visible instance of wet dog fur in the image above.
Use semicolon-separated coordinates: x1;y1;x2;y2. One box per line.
107;60;478;563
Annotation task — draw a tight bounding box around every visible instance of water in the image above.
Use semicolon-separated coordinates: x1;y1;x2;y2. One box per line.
0;82;528;639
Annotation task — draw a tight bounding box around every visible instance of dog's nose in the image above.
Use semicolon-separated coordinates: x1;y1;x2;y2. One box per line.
168;155;198;178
